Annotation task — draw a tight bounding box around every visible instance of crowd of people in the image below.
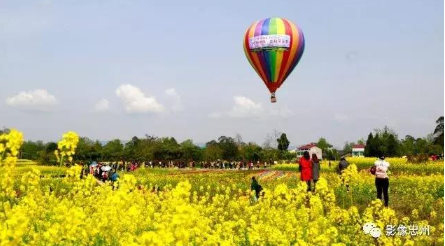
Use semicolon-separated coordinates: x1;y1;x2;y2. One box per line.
83;153;392;207
82;161;119;183
82;160;277;173
295;150;390;207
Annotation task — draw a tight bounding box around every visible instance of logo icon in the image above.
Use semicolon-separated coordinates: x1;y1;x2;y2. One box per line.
363;222;381;238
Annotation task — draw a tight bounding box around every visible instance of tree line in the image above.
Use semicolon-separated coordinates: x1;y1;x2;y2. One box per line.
9;116;444;164
18;133;295;165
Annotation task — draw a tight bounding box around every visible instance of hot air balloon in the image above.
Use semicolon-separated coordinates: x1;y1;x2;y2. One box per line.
243;17;305;103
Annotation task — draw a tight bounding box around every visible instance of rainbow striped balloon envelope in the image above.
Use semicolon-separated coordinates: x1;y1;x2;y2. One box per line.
243;17;305;103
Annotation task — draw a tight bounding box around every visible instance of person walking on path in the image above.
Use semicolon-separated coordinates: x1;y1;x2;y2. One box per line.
299;151;313;192
311;154;320;191
374;156;390;207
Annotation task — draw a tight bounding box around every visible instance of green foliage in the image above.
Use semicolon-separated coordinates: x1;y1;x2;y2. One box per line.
325;148;339;160
74;137;102;161
260;148;280;162
434;116;444;147
20;140;45;160
342;141;353;154
277;133;290;151
317;138;332;152
36;142;58;165
217;136;239;161
365;127;400;157
204;144;223;161
180;140;203;162
240;142;262;162
102;139;124;161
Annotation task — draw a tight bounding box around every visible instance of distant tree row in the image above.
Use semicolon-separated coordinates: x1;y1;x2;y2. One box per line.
316;117;443;159
363;117;444;157
18;133;295;165
9;116;445;164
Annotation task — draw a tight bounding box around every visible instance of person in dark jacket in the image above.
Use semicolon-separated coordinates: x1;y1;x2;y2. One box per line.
337;157;349;174
337;157;350;191
311;154;320;191
251;176;262;200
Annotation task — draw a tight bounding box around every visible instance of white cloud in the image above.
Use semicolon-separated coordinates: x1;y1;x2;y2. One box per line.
115;84;164;114
94;99;110;112
209;96;297;119
209;96;295;119
227;96;264;118
164;88;183;112
209;96;263;119
6;89;57;111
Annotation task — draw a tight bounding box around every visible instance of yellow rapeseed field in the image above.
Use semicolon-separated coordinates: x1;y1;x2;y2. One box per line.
0;130;443;245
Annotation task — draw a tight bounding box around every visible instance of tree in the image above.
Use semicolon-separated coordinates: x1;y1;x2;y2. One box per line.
364;127;400;157
204;144;223;161
317;138;333;152
234;133;245;147
386;134;399;157
90;140;103;161
20;140;45;160
74;137;95;161
343;141;354;154
400;135;416;155
154;137;181;161
415;138;429;154
260;148;281;163
325;149;339;160
37;142;58;165
373;133;384;157
124;136;141;161
434;116;444;147
180;140;202;161
240;142;262;162
102;139;124;161
217;136;239;161
277;133;290;151
364;133;374;157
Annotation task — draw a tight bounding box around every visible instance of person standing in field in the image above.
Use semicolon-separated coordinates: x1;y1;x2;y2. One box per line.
337;157;349;174
374;156;390;207
337;157;350;191
250;176;262;201
311;154;320;191
299;151;312;192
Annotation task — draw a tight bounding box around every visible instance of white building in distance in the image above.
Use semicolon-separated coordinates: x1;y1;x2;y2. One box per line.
296;143;322;160
352;144;366;157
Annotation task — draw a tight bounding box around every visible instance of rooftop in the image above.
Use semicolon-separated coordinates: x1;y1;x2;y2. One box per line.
352;144;366;149
297;143;318;150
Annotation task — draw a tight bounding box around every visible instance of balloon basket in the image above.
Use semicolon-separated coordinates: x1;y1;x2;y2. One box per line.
271;93;277;103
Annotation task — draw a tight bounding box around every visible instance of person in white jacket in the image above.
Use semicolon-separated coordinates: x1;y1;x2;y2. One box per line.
374;156;390;207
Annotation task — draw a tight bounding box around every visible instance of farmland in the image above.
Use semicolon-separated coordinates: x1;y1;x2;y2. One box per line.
1;130;444;245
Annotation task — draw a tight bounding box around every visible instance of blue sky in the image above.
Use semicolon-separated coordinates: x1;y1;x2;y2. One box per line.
0;0;443;148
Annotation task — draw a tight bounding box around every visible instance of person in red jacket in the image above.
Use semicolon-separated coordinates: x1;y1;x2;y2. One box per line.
299;151;313;191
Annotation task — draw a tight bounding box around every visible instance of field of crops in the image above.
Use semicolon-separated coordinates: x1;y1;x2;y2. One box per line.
1;130;444;246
